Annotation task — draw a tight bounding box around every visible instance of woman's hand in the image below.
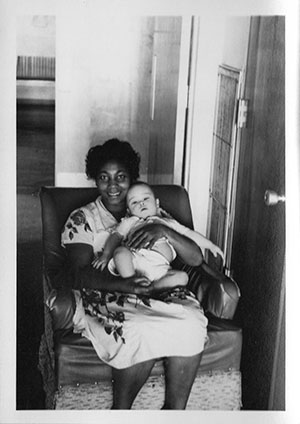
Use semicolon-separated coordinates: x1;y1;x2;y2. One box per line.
126;221;203;267
109;275;154;295
126;222;167;250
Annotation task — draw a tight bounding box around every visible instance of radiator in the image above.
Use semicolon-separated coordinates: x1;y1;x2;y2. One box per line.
17;56;55;81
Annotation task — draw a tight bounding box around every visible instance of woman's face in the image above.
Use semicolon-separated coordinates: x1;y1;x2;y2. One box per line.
96;160;131;212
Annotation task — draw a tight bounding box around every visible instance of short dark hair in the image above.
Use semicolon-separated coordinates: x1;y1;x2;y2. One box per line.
126;181;152;193
85;138;141;181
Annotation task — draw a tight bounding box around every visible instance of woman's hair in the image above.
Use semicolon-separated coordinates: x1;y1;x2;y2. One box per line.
85;138;141;181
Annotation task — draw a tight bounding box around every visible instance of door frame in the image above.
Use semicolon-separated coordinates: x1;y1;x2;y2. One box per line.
173;16;193;185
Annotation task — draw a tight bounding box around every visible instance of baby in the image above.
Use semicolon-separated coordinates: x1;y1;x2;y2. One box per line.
92;182;224;291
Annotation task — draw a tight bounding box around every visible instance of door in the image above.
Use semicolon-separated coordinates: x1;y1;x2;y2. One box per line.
147;16;190;185
230;16;285;409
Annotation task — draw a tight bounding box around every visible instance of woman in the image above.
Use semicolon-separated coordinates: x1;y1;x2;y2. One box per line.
61;138;208;409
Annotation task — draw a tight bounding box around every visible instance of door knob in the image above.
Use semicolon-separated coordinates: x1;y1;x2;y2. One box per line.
264;190;285;206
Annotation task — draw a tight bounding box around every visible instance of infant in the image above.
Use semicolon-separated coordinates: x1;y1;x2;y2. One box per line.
92;182;224;291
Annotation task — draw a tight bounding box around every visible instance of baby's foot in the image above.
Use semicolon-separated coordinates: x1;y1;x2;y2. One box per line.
133;276;152;287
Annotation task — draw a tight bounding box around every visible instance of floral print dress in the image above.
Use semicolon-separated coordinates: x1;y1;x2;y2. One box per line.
61;196;208;369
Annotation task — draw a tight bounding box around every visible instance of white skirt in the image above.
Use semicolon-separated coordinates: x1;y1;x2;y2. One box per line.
73;289;208;369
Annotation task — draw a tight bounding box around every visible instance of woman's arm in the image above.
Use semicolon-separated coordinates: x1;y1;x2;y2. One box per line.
126;223;203;267
62;243;152;294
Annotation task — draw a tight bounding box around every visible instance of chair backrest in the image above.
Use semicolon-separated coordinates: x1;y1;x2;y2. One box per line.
40;185;194;272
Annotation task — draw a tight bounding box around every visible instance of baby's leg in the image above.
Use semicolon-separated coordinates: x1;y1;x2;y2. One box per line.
113;246;135;278
152;270;188;291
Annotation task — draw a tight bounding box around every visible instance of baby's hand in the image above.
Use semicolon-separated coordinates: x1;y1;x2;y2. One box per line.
209;243;225;263
92;253;110;270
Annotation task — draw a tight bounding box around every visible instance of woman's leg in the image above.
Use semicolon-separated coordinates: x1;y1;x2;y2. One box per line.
162;353;202;409
111;359;156;409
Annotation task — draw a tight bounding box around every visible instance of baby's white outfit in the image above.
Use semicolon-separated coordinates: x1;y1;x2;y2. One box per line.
107;216;176;281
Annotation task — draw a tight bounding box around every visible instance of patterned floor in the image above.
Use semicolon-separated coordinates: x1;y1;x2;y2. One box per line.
54;371;242;410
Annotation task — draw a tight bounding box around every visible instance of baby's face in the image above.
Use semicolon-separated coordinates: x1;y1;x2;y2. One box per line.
127;185;158;219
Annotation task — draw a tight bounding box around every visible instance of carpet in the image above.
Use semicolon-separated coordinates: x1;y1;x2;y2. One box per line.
54;370;242;410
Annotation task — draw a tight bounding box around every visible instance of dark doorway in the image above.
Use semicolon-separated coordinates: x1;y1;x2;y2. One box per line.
17;99;55;409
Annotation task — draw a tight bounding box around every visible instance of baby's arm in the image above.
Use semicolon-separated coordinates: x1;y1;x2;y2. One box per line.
191;230;224;260
92;232;123;270
185;229;224;261
92;216;140;270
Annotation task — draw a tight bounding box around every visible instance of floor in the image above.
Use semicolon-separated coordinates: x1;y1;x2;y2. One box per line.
17;101;55;409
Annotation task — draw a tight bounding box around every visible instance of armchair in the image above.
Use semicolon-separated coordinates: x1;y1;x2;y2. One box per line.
39;185;242;410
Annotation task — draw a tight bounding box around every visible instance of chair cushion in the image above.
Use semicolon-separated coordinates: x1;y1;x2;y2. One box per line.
54;316;242;387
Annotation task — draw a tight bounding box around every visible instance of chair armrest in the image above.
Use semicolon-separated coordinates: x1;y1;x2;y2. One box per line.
46;288;76;331
183;261;241;320
205;276;240;320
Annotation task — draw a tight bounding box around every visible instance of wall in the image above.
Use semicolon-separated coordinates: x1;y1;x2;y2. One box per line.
55;14;185;188
222;16;250;69
55;14;155;186
187;16;250;234
16;15;55;57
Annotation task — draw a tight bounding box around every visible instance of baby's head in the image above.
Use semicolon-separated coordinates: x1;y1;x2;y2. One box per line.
126;182;159;219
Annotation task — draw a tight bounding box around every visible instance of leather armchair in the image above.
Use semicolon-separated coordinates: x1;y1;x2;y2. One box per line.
39;185;242;409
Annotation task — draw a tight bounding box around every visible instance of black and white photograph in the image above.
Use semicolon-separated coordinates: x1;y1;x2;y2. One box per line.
0;0;299;423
